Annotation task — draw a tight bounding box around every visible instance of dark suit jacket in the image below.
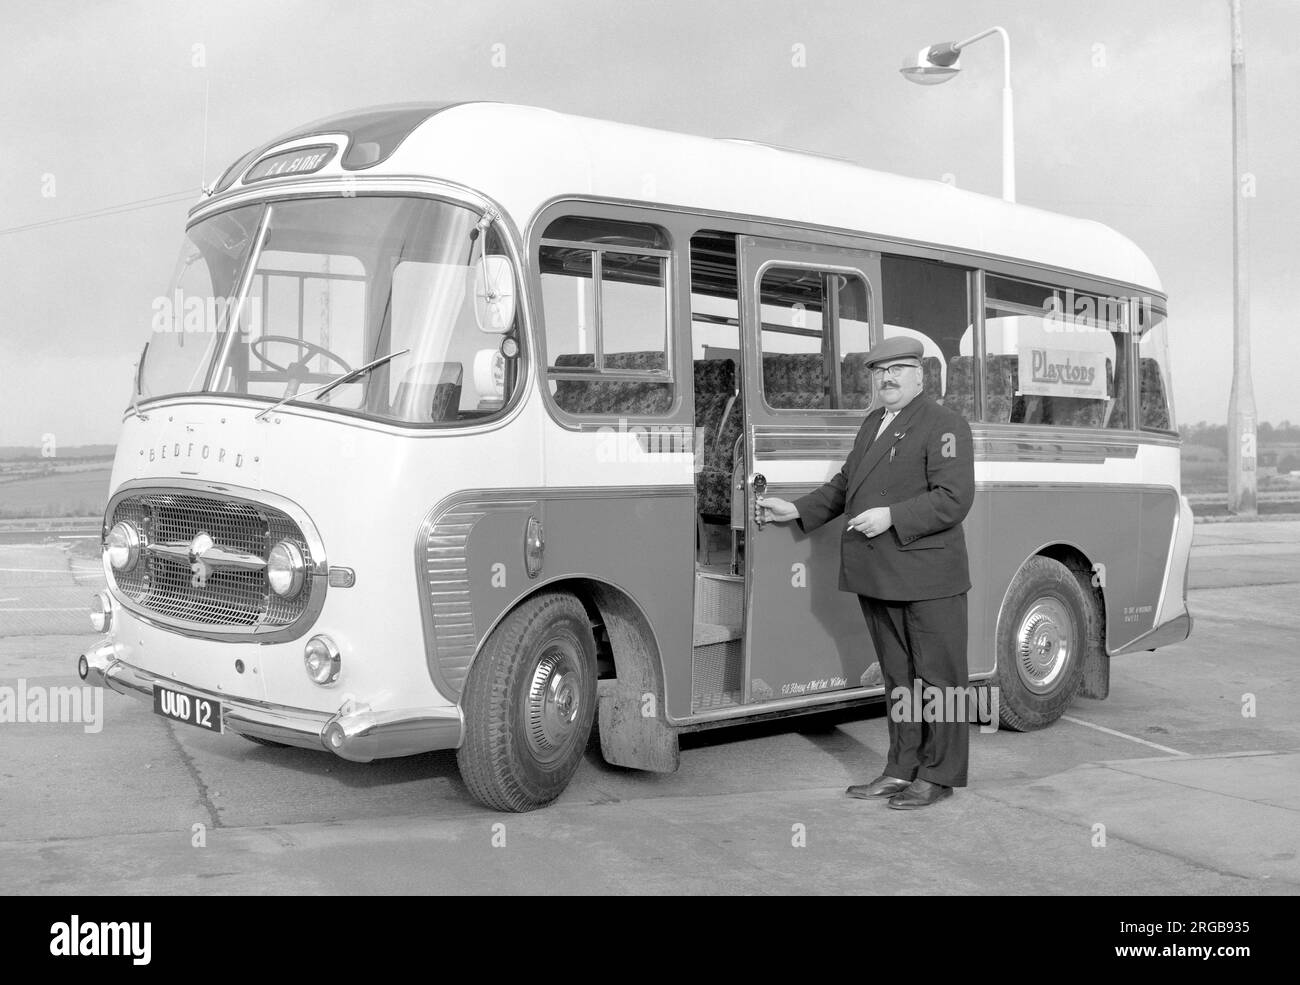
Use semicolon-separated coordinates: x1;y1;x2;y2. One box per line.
794;394;975;601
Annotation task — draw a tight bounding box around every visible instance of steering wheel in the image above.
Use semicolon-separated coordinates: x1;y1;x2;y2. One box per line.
250;335;353;375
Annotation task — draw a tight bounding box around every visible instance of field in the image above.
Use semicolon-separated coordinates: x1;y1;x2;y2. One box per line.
0;467;112;518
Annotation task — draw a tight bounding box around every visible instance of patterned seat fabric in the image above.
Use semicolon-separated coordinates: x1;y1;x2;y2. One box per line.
1049;358;1113;428
762;353;829;410
841;351;873;409
983;353;1019;423
393;363;463;422
1139;357;1171;431
946;355;976;421
552;351;671;415
694;358;741;521
921;355;943;404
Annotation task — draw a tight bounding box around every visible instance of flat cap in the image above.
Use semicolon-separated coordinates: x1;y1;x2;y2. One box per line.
864;336;924;368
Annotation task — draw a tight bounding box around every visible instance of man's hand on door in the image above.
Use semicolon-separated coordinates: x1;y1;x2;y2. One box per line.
756;497;799;525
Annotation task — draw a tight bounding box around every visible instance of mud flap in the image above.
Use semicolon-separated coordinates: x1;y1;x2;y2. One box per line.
1078;628;1110;700
597;681;679;773
1075;569;1109;700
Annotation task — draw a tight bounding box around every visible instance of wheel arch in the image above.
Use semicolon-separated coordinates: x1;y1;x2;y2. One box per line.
996;541;1109;704
467;574;669;706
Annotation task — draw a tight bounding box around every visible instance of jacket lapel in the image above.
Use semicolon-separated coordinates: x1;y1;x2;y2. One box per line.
847;396;928;501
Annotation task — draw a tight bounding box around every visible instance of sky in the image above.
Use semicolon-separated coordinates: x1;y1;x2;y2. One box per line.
1;0;1297;446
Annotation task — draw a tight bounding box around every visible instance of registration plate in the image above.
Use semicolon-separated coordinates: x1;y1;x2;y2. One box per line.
153;684;223;733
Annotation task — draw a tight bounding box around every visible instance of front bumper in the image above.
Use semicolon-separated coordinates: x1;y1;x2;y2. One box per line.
78;640;462;761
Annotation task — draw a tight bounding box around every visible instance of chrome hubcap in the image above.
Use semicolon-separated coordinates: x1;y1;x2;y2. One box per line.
526;644;583;762
1015;597;1075;694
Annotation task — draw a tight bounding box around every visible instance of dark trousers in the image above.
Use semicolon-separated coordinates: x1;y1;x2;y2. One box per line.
858;593;969;787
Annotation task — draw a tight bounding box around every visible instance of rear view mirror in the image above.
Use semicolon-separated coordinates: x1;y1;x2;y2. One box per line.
473;254;517;333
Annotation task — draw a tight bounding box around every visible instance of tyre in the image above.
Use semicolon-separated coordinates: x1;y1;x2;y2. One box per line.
457;591;598;812
995;556;1091;731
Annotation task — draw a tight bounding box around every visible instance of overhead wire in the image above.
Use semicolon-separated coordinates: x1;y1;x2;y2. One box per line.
0;190;200;237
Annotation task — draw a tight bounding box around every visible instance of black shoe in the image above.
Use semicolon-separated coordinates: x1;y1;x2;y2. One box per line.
846;774;913;799
887;778;953;810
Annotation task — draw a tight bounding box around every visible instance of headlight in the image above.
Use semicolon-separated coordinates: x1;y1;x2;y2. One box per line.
267;540;305;597
304;635;340;686
105;522;140;571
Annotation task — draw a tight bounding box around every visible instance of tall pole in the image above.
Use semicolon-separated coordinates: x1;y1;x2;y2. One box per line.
952;27;1015;202
1227;0;1257;514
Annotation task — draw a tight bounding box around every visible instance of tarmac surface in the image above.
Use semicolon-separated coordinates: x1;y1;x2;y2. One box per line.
0;521;1297;895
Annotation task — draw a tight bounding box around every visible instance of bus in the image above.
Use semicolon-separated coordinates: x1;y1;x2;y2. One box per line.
78;102;1192;812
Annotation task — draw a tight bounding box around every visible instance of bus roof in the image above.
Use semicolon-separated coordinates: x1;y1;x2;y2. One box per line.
219;101;1164;294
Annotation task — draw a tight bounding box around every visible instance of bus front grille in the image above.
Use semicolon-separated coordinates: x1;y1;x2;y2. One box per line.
107;489;320;639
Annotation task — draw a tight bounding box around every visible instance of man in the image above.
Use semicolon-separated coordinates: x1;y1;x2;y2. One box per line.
756;337;975;809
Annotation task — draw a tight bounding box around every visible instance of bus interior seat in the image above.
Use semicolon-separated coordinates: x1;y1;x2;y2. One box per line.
694;358;740;523
552;351;672;415
921;355;943;403
945;355;975;420
393;362;463;422
762;352;830;409
1050;358;1113;428
841;351;873;409
1139;357;1171;430
983;353;1019;423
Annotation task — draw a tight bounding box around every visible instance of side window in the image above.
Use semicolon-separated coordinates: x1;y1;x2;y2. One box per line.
540;216;673;417
757;266;871;411
983;275;1131;428
880;255;974;419
1137;305;1175;433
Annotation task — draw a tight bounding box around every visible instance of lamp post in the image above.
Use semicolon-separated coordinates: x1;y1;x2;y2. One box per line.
1227;0;1256;515
900;26;1015;203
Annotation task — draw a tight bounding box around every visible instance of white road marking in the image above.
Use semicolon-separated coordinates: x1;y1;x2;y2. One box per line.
1061;715;1187;756
0;567;74;574
0;598;16;603
58;535;99;540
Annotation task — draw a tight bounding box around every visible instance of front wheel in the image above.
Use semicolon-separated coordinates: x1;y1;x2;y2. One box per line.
457;592;597;812
995;556;1090;731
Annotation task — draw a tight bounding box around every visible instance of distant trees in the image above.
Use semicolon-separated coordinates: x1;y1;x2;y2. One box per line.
1181;421;1300;450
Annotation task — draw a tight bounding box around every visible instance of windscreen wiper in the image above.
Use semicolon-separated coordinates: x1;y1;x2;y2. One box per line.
254;348;409;422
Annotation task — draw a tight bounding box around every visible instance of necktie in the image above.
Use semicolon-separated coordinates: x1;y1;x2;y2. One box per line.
875;409;896;439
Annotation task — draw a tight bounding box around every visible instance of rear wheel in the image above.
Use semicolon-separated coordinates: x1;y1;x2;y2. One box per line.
995;556;1090;731
457;592;597;812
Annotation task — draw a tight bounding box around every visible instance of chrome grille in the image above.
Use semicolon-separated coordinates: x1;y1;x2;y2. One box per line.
108;490;317;635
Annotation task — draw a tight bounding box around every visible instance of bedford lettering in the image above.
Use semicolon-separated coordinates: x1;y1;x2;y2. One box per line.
147;445;242;466
49;915;151;965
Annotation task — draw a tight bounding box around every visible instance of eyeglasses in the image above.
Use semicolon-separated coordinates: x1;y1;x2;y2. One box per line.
870;362;921;379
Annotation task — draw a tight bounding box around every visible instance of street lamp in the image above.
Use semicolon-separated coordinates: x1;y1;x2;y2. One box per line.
901;27;1015;203
1227;0;1256;515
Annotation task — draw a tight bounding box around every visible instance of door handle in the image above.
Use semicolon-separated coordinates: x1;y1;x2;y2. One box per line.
750;473;768;527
